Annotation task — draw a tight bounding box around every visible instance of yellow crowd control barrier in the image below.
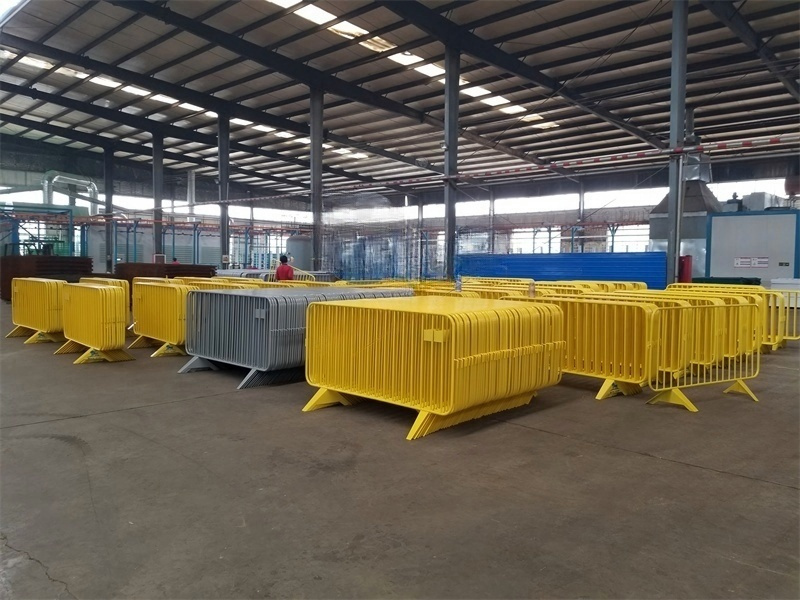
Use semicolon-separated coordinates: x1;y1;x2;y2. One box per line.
265;258;316;282
773;289;799;341
79;277;130;298
535;283;589;295
6;278;67;343
667;284;786;351
129;282;197;357
173;278;258;290
414;288;481;298
461;276;534;287
462;286;525;300
55;284;134;364
568;280;646;291
504;296;760;412
303;296;565;439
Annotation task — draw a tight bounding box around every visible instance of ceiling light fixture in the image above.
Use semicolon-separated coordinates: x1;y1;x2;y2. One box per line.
122;85;150;96
179;102;204;111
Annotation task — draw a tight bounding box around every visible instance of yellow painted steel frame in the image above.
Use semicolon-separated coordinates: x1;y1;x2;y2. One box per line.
667;284;784;351
6;278;67;344
55;283;134;364
129;282;197;357
773;289;799;341
414;289;481;298
303;297;565;439
461;276;534;286
173;278;258;290
506;295;761;412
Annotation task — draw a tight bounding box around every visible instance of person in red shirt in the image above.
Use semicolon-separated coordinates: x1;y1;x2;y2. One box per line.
275;255;294;281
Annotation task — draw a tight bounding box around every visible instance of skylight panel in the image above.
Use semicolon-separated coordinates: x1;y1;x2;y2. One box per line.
151;94;178;104
204;111;219;118
414;64;446;78
359;36;396;53
500;105;526;115
19;55;53;69
56;67;89;79
481;96;510;107
231;118;253;126
274;131;295;138
122;85;150;96
333;148;351;154
294;4;336;24
328;20;369;39
532;122;559;129
179;102;204;111
265;0;302;8
521;113;543;122
351;152;368;159
462;86;491;97
389;52;423;66
90;76;121;88
297;137;311;144
253;124;275;133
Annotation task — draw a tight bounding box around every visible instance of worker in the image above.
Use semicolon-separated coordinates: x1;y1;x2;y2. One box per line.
172;257;180;264
275;255;294;281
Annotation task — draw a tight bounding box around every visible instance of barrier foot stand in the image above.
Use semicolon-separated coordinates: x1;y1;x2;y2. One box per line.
150;343;186;358
596;378;642;400
178;356;222;374
54;340;87;355
723;379;759;403
238;367;304;390
24;330;66;344
407;392;535;440
128;335;159;350
74;348;136;364
646;389;698;412
6;325;34;338
302;388;361;412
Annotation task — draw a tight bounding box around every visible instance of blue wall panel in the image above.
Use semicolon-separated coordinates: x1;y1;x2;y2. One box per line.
456;252;668;289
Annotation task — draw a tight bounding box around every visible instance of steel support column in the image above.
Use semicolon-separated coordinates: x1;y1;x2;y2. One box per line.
443;45;460;280
152;134;164;256
103;147;114;272
218;115;230;267
418;199;424;279
488;188;495;254
310;87;324;271
578;181;585;253
666;0;688;284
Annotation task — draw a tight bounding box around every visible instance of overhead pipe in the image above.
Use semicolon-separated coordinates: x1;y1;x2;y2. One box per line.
42;171;99;213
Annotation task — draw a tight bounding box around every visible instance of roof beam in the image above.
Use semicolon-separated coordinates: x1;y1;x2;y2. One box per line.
0;122;285;194
381;0;667;150
106;0;570;173
700;0;800;102
0;33;440;176
0;81;396;189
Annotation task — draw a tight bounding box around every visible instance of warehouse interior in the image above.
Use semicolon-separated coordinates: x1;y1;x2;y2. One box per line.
1;0;799;598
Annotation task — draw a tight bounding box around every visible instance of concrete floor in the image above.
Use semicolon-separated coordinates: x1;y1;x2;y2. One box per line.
1;303;798;600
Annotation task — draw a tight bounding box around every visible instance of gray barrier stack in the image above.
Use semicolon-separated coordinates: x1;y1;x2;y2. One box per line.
180;287;413;389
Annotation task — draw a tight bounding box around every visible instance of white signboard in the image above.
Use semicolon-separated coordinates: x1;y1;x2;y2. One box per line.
735;256;769;268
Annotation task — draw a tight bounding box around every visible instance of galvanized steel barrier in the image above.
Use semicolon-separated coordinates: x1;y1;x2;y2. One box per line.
54;283;134;364
504;295;760;412
6;277;66;343
303;296;565;439
129;282;197;357
181;287;413;389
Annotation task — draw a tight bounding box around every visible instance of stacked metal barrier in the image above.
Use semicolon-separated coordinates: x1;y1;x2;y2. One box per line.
180;287;414;389
504;295;761;412
264;258;317;282
55;283;134;364
129;282;198;357
303;296;565;440
79;277;130;299
6;278;67;343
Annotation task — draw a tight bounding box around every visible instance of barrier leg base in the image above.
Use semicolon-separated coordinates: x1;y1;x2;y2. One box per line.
302;388;361;412
238;367;304;389
24;330;65;344
596;378;642;400
723;379;759;403
151;343;186;358
128;335;159;349
6;325;34;338
74;348;135;364
646;389;698;412
178;356;223;374
54;340;87;355
407;392;535;440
